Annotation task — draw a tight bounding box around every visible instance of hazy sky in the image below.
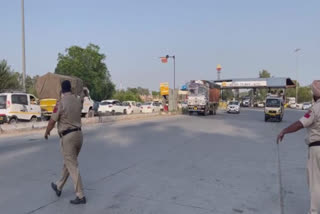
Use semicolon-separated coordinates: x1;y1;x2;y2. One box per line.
1;0;319;90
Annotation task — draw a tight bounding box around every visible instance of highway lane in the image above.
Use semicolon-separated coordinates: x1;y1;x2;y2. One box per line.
0;109;309;214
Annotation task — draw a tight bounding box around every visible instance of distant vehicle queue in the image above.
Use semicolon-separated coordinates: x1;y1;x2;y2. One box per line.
97;100;163;115
0;76;313;124
0;92;165;124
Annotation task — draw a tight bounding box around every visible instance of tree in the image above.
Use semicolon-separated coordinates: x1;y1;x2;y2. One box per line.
285;81;312;103
127;88;138;95
152;91;160;97
221;89;234;101
286;80;299;99
298;87;312;103
26;75;39;96
259;70;271;78
256;70;271;101
137;87;150;96
112;90;142;102
55;43;115;101
127;87;150;96
0;60;21;91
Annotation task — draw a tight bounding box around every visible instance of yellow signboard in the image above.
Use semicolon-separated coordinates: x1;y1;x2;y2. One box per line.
160;82;169;96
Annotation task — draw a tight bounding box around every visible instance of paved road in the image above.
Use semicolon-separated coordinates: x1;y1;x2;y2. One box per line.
0;109;310;214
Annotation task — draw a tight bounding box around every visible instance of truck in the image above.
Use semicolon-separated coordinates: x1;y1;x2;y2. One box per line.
35;73;94;120
187;80;220;116
264;95;284;122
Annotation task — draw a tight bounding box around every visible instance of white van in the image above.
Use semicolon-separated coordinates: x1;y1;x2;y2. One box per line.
0;92;41;124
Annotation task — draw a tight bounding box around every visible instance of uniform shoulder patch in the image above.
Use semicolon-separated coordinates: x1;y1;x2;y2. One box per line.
304;110;312;118
53;102;59;113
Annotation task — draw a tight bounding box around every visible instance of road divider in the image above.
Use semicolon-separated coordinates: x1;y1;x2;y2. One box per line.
0;112;180;135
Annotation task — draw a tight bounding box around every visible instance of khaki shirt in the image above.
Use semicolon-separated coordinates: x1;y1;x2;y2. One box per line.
299;99;320;145
51;92;82;134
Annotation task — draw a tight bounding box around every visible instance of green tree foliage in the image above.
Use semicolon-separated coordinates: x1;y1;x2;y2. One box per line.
257;69;271;101
286;81;312;103
112;90;142;102
298;87;312;103
259;70;271;78
152;91;160;97
221;89;234;101
286;80;299;98
0;60;21;91
136;87;149;96
127;87;150;96
127;88;138;94
26;75;39;95
55;44;115;101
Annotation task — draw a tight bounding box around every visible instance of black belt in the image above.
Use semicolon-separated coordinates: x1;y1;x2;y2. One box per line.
309;141;320;148
60;128;81;137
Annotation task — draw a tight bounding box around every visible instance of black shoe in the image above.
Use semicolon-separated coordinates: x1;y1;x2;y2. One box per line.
51;182;61;197
70;197;86;205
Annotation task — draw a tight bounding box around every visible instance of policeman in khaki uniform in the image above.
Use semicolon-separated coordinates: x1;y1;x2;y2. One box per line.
278;80;320;214
45;80;86;204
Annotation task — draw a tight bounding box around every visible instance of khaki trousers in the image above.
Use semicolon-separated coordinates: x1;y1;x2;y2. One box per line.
56;131;84;198
308;146;320;214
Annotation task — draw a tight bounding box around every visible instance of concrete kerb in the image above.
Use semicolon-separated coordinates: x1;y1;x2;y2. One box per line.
0;112;180;135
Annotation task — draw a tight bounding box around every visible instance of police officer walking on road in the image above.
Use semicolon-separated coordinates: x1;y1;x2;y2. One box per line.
277;80;320;214
44;80;86;204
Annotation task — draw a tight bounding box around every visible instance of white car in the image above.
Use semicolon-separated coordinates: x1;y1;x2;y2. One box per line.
122;101;140;114
0;92;41;124
153;101;164;111
227;101;240;114
302;102;312;110
290;103;296;109
98;100;129;115
140;102;160;113
242;99;250;107
296;103;303;110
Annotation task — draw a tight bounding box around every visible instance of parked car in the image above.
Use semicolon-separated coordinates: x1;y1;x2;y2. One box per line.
289;103;296;109
153;101;164;111
0;92;41;124
227;101;240;114
302;102;312;110
140;102;160;113
296;103;303;110
257;102;265;108
159;103;164;111
98;100;129;115
122;101;140;114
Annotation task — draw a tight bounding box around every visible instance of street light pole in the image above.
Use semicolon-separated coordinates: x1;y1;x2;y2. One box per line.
161;55;176;90
160;55;177;111
173;55;175;90
21;0;26;92
294;48;301;104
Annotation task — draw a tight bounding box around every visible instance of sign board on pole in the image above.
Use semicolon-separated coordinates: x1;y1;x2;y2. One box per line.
160;82;169;96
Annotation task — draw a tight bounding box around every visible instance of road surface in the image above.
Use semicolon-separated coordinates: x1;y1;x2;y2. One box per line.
0;109;310;214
